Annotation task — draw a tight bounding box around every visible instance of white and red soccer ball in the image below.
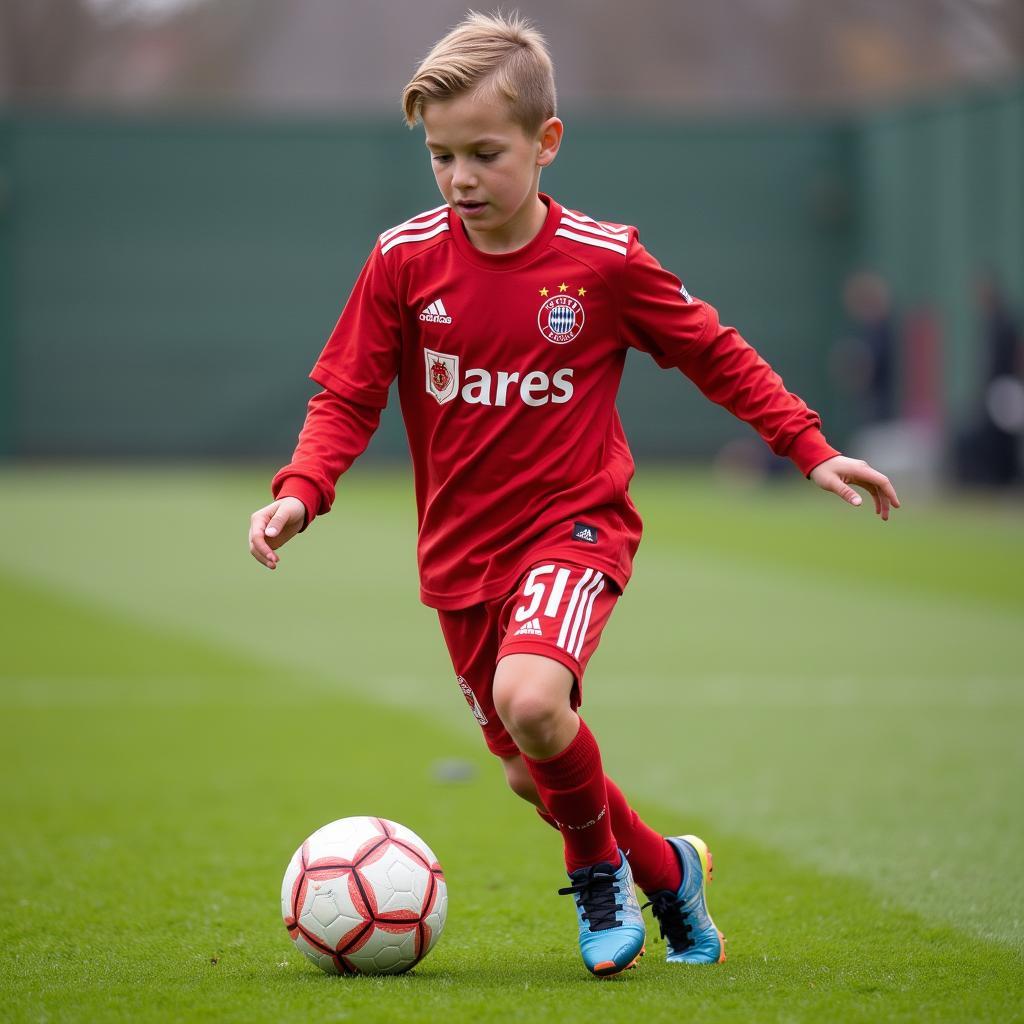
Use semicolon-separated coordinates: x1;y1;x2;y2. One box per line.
281;816;447;975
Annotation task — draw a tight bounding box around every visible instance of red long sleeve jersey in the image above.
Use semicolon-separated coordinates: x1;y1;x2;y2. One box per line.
273;194;838;610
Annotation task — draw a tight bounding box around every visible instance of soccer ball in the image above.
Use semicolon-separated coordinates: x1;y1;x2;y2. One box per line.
281;816;447;975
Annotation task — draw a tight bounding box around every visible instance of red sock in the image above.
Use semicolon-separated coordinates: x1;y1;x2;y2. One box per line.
522;719;620;872
534;775;682;893
603;777;682;894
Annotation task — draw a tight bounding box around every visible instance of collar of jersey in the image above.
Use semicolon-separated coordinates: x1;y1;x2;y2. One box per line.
448;192;562;271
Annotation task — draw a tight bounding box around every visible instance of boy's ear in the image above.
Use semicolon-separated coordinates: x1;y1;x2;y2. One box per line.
536;117;563;168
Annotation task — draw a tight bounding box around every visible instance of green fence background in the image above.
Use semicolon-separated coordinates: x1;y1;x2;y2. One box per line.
0;81;1020;460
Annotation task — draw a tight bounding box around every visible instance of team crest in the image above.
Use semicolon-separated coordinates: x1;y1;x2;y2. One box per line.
424;347;459;404
538;295;585;345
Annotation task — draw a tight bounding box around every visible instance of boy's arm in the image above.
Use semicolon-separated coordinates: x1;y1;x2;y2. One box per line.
250;239;402;568
271;390;384;528
250;391;383;569
619;239;899;517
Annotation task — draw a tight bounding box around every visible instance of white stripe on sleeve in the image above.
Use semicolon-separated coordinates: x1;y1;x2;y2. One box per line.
379;206;448;244
380;223;449;255
560;212;629;243
554;227;628;257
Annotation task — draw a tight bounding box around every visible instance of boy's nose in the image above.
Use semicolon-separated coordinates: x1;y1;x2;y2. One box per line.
452;161;478;190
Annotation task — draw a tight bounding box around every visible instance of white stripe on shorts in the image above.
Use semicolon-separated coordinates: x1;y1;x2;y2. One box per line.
557;569;593;651
573;576;606;659
564;572;604;658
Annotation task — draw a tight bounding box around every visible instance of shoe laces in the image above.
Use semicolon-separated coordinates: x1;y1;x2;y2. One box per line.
558;863;622;932
642;890;694;950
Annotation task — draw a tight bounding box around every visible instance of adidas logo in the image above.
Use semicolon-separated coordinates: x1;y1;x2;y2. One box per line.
573;521;598;544
419;298;453;324
514;617;543;637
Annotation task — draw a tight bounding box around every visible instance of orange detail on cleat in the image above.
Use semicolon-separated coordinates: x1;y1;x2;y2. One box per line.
717;930;727;963
592;945;645;978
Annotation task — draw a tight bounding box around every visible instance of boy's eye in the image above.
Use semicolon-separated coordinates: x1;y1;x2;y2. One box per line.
432;154;452;164
477;152;498;162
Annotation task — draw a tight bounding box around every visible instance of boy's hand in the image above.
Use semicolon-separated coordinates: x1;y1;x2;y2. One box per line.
249;496;307;569
809;455;900;521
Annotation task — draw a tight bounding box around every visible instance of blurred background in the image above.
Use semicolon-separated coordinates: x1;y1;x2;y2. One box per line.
0;0;1022;486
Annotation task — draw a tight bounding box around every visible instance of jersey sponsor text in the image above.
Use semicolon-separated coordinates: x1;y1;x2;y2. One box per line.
424;348;574;408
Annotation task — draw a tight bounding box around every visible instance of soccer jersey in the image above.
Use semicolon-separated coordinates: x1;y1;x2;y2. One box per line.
272;193;838;609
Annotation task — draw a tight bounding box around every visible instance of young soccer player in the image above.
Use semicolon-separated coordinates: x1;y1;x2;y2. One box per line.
249;11;899;978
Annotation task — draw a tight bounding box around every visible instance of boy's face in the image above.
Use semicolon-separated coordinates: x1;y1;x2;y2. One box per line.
422;90;561;253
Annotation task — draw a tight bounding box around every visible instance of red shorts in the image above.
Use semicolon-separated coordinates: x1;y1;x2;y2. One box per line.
437;561;619;759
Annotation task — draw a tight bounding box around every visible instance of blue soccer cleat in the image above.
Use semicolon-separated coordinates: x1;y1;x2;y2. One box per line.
643;834;726;964
558;850;646;977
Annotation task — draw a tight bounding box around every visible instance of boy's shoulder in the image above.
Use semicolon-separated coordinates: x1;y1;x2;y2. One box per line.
377;203;452;258
548;202;643;293
555;203;636;260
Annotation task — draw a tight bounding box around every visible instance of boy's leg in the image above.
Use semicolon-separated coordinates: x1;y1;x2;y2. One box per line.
492;653;618;871
437;563;717;970
502;757;680;893
490;563;648;976
602;778;683;893
522;761;723;964
491;652;644;977
491;561;628;875
436;594;642;977
506;759;681;895
437;597;629;875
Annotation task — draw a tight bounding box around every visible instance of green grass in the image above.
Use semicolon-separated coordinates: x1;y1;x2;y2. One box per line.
1;466;1022;1022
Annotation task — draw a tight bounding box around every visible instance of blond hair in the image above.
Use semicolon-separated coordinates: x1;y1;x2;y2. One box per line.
402;10;556;134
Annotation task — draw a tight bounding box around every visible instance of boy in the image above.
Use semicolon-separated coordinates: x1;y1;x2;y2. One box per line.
248;11;899;978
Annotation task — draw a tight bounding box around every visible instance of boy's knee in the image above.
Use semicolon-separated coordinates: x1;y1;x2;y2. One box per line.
497;687;558;736
492;653;575;745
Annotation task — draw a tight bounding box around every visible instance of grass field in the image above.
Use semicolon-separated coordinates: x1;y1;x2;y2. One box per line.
1;465;1022;1022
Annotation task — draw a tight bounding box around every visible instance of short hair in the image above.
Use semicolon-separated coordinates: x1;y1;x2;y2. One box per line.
401;10;557;134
